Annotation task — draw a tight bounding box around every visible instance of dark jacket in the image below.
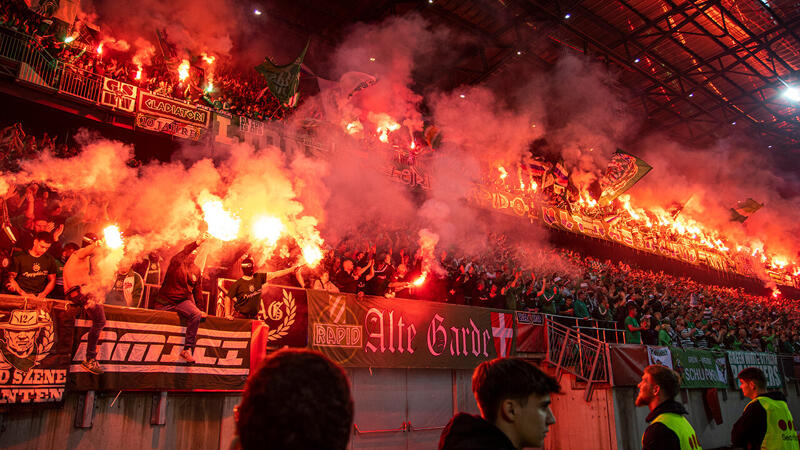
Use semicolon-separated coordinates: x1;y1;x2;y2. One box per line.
731;391;787;449
642;399;690;450
156;241;202;305
438;413;516;450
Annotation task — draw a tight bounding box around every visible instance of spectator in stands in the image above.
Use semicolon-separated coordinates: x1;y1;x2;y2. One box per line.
63;233;107;375
731;367;799;449
636;365;702;450
153;236;209;363
333;259;367;294
6;231;57;298
224;257;302;319
625;304;645;345
439;357;559;450
311;269;339;292
234;348;353;450
105;261;144;307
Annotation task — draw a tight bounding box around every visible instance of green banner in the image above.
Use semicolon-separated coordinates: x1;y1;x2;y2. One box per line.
255;41;308;106
727;351;783;389
306;290;515;369
670;347;728;388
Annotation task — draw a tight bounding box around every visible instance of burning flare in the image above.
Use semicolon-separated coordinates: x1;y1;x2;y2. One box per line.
102;225;124;249
252;216;284;246
301;243;323;268
200;198;240;241
412;272;427;287
97;43;103;54
498;166;508;180
177;59;191;82
369;112;401;143
200;52;215;65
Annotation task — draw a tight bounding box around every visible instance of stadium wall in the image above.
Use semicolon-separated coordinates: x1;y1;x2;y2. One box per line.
612;382;800;450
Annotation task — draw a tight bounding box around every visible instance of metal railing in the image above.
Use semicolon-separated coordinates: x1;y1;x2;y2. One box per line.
545;317;610;401
58;63;101;103
0;27;61;88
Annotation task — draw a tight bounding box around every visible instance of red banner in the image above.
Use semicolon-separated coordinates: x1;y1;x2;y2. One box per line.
137;92;210;126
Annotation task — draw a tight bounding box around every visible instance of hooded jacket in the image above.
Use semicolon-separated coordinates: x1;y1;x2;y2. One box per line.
438;413;516;450
642;399;692;450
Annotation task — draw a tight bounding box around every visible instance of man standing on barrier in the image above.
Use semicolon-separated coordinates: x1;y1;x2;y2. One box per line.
224;256;303;320
63;233;107;375
439;357;559;450
154;235;208;363
636;364;702;450
732;367;799;450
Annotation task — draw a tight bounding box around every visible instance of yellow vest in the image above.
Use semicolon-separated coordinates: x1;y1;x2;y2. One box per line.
647;412;702;450
751;397;800;450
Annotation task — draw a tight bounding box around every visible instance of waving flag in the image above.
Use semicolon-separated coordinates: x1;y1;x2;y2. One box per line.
730;198;763;223
255;40;309;106
598;149;652;206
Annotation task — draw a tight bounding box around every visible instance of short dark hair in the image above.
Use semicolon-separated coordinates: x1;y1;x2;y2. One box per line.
645;365;680;399
33;231;53;245
236;349;353;450
472;358;560;423
737;367;767;390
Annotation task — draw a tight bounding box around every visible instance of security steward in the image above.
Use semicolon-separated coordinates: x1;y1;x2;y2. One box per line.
732;367;799;450
636;364;702;450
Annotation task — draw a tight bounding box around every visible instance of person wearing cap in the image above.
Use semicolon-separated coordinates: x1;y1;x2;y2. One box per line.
224;257;303;320
732;367;799;449
0;309;51;372
6;231;58;298
636;364;702;450
154;236;209;363
63;232;107;375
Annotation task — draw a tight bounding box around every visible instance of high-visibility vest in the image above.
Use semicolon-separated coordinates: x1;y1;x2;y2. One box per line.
750;397;800;450
646;412;702;450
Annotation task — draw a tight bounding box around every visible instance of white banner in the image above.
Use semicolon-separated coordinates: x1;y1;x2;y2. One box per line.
647;345;673;369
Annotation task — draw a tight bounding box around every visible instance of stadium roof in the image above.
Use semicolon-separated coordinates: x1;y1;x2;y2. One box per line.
274;0;800;151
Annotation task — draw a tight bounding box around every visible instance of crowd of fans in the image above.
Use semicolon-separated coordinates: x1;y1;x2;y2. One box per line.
0;0;291;122
0;123;80;171
0;177;798;356
298;227;800;356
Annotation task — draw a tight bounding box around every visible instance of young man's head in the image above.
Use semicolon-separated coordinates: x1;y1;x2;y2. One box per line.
737;367;767;399
30;231;53;256
636;365;680;410
472;357;559;449
236;349;353;450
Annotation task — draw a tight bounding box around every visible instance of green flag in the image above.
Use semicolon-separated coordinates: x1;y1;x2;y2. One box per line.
730;198;763;223
255;40;309;107
598;149;652;206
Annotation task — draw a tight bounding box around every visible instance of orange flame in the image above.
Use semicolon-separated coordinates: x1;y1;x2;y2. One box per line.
772;288;781;298
301;243;323;268
135;65;142;80
97;43;103;54
413;272;427;286
200;198;240;241
498;166;508;180
370;112;400;143
201;52;215;65
177;59;190;82
252;216;284;246
344;120;363;135
102;225;124;249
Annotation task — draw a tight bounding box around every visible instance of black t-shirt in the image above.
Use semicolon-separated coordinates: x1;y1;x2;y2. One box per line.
228;273;267;317
10;251;58;294
368;263;395;296
334;269;358;293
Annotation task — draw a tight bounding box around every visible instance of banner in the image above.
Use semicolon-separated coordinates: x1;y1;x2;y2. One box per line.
136;114;205;141
598;150;652;206
261;286;308;348
727;351;783;389
307;289;515;369
384;163;431;191
100;77;137;113
670;347;728;388
0;298;74;406
647;346;673;369
137;92;210;127
515;311;545;353
210;112;240;145
69;305;253;391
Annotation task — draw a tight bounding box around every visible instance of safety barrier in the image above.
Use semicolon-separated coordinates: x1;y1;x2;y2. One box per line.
0;27;60;88
545;317;610;401
57;63;101;103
